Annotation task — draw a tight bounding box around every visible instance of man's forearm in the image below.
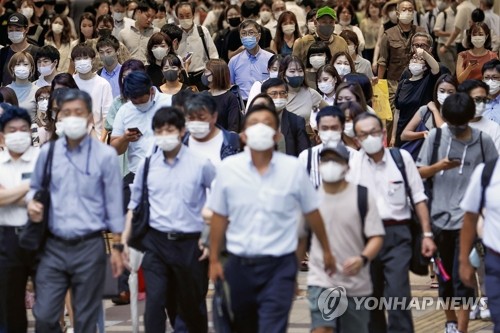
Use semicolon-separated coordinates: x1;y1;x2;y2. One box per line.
110;136;129;155
209;213;229;262
305;210;330;253
415;201;432;233
363;235;383;261
0;183;29;206
459;212;479;264
445;28;460;47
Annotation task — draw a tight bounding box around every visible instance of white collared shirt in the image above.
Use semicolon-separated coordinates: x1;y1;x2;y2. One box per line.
0;147;39;227
209;150;319;256
177;24;219;72
347;148;427;220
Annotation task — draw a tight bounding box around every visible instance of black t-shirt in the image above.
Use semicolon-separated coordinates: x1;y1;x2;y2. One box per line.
146;63;164;88
395;70;441;146
227;25;272;52
213;90;241;133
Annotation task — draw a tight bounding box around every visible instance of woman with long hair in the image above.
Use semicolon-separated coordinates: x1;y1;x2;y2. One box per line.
270;11;301;56
44;15;74;73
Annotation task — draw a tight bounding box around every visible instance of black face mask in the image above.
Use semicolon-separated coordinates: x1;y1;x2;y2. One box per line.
34;1;45;8
54;3;67;14
98;28;112;38
228;17;241;28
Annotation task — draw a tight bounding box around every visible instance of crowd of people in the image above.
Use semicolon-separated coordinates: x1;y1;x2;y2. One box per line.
0;0;499;332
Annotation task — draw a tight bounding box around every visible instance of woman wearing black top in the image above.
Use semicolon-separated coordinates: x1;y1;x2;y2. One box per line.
145;32;175;87
158;54;194;97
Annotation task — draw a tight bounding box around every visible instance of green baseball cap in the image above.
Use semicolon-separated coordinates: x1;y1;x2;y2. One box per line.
316;6;337;20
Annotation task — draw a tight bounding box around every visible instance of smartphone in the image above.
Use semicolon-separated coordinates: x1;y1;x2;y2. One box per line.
127;127;142;135
469;59;478;65
448;155;461;162
183;52;193;62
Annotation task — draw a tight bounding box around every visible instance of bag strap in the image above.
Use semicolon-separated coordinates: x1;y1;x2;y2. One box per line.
430;127;441;166
479;159;497;213
42;141;56;190
389;148;416;210
357;184;368;243
141;156;151;203
197;25;210;60
479;131;485;163
306;147;312;176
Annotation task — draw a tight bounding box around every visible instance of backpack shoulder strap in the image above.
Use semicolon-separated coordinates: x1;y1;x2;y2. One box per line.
226;131;241;151
306;147;312;176
479;159;497;212
42;140;56;189
479;131;485;163
357;184;368;243
141;156;151;201
389;148;416;209
197;25;210;60
431;127;442;165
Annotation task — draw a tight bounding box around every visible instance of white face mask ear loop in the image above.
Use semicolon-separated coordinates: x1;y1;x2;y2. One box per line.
440;138;452;176
459;144;468;175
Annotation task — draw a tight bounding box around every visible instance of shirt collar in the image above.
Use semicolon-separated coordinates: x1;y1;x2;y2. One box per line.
62;134;91;153
0;146;37;164
159;143;186;166
131;24;153;34
245;48;261;60
365;147;387;165
104;63;121;77
245;148;278;172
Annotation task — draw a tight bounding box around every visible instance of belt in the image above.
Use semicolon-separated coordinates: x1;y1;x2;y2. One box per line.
487;247;500;257
383;219;410;227
49;231;103;246
151;228;201;241
0;225;23;235
230;252;294;265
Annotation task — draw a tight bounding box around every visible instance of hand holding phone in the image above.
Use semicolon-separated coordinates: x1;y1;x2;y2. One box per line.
183;52;193;62
127;127;142;135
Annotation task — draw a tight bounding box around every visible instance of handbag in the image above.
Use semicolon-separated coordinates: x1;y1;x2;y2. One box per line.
389;148;430;276
102;233;120;299
400;108;434;160
128;156;151;251
19;141;56;251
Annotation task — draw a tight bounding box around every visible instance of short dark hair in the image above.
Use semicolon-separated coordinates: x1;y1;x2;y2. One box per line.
482;59;500;75
152;107;185;131
35;45;61;65
239;19;261;34
111;0;127;6
353;113;383;135
137;0;158;13
96;35;120;51
305;41;332;68
71;43;96;60
316;106;345;127
0;106;31;131
119;59;146;100
51;73;78;90
58;89;93;114
457;79;489;95
471;8;485;23
245;104;280;129
241;0;260;18
442;92;475;126
175;2;194;16
184;92;217;116
433;74;459;108
261;78;288;93
123;71;152;99
247;93;275;110
161;23;183;43
172;89;195;109
338;101;366;121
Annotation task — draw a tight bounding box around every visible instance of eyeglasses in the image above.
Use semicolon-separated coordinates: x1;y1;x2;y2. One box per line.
473;97;490;104
412;43;429;49
356;129;383;141
268;91;288;98
240;30;258;37
484;76;500;81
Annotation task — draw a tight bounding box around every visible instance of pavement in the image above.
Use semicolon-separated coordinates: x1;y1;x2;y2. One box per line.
27;272;494;332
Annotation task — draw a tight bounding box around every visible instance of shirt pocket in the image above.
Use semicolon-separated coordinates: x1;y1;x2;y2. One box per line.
182;179;202;207
261;189;293;214
80;173;102;200
387;181;407;206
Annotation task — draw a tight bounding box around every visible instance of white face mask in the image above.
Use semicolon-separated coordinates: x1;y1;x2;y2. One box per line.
134;93;154;112
8;31;25;44
38;63;55;77
339;19;351;26
179;18;193;30
388;11;398;22
21;7;34;20
437;92;449;105
14;65;30;80
318;130;342;147
282;24;295;35
245;123;276;151
51;22;64;34
398;11;413;24
334;64;351;77
127;10;134;18
152;47;168;61
310;55;326;70
348;44;356;56
5;131;31;154
485;79;500;95
74;59;92;74
113;11;125;21
259;11;272;23
155;134;180;151
186;121;211;139
273;98;287;111
471;36;486;48
307;22;316;34
38;99;49;112
344;122;355;137
409;63;425;76
55;121;64;137
62;116;88;140
361;134;384;154
320;161;346;183
475;102;486;117
269;71;278;78
274;11;284;20
318;81;335;95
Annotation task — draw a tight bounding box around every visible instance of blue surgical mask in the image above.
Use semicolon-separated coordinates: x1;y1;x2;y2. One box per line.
241;36;258;50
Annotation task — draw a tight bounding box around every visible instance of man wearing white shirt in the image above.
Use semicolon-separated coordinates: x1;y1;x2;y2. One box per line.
0;106;39;333
111;0;135;39
71;44;113;139
209;104;335;332
440;0;476;54
348;113;436;333
480;0;499;52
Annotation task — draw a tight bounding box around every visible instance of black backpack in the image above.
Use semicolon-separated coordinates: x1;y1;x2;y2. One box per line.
214;28;231;62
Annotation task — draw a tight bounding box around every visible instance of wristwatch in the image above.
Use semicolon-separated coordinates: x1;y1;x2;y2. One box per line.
423;232;434;238
360;254;369;267
112;243;124;252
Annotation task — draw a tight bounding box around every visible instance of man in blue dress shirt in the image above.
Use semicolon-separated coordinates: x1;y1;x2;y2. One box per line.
125;107;216;333
27;89;124;333
209;103;335;332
